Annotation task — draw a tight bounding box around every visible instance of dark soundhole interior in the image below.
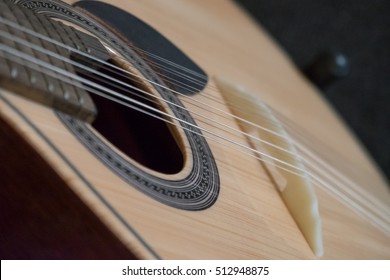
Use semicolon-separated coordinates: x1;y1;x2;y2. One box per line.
76;59;184;174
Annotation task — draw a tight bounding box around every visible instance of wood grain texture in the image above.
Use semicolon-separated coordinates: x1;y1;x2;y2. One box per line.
0;0;389;259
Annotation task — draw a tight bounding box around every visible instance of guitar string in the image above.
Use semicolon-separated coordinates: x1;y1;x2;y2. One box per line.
5;28;381;211
0;36;339;188
0;43;307;176
195;75;390;224
120;44;209;80
0;53;321;258
6;13;376;182
124;32;390;220
1;1;388;252
1;21;388;226
0;29;306;171
2;17;317;188
0;16;313;157
96;40;390;213
230;92;390;225
2;16;316;184
0;17;288;139
278;112;390;212
311;179;390;233
213;86;390;219
1;23;388;230
0;17;310;179
2;44;389;232
1;53;388;236
195;79;390;222
15;24;390;212
56;23;390;231
214;72;390;223
310;171;390;232
1;23;388;224
0;14;376;183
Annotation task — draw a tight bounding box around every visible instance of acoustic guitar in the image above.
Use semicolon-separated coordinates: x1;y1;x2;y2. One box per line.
0;0;389;259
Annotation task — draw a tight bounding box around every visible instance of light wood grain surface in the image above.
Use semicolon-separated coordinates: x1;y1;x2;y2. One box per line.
0;0;389;259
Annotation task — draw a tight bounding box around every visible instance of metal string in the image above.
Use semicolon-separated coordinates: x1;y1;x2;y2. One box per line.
0;18;389;233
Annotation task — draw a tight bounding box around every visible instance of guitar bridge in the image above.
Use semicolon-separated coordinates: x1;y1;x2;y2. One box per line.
215;76;324;257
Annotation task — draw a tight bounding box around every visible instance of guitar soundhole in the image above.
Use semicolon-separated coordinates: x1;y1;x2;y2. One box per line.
76;60;184;174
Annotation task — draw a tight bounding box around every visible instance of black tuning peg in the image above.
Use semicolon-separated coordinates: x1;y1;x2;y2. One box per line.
303;51;350;89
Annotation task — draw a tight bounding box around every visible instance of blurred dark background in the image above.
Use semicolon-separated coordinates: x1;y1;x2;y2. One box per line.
235;0;390;181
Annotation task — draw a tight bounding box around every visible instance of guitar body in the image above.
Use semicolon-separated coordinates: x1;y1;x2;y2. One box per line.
0;0;389;259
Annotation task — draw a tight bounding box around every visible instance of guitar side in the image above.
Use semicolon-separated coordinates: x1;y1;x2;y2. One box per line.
0;0;389;259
